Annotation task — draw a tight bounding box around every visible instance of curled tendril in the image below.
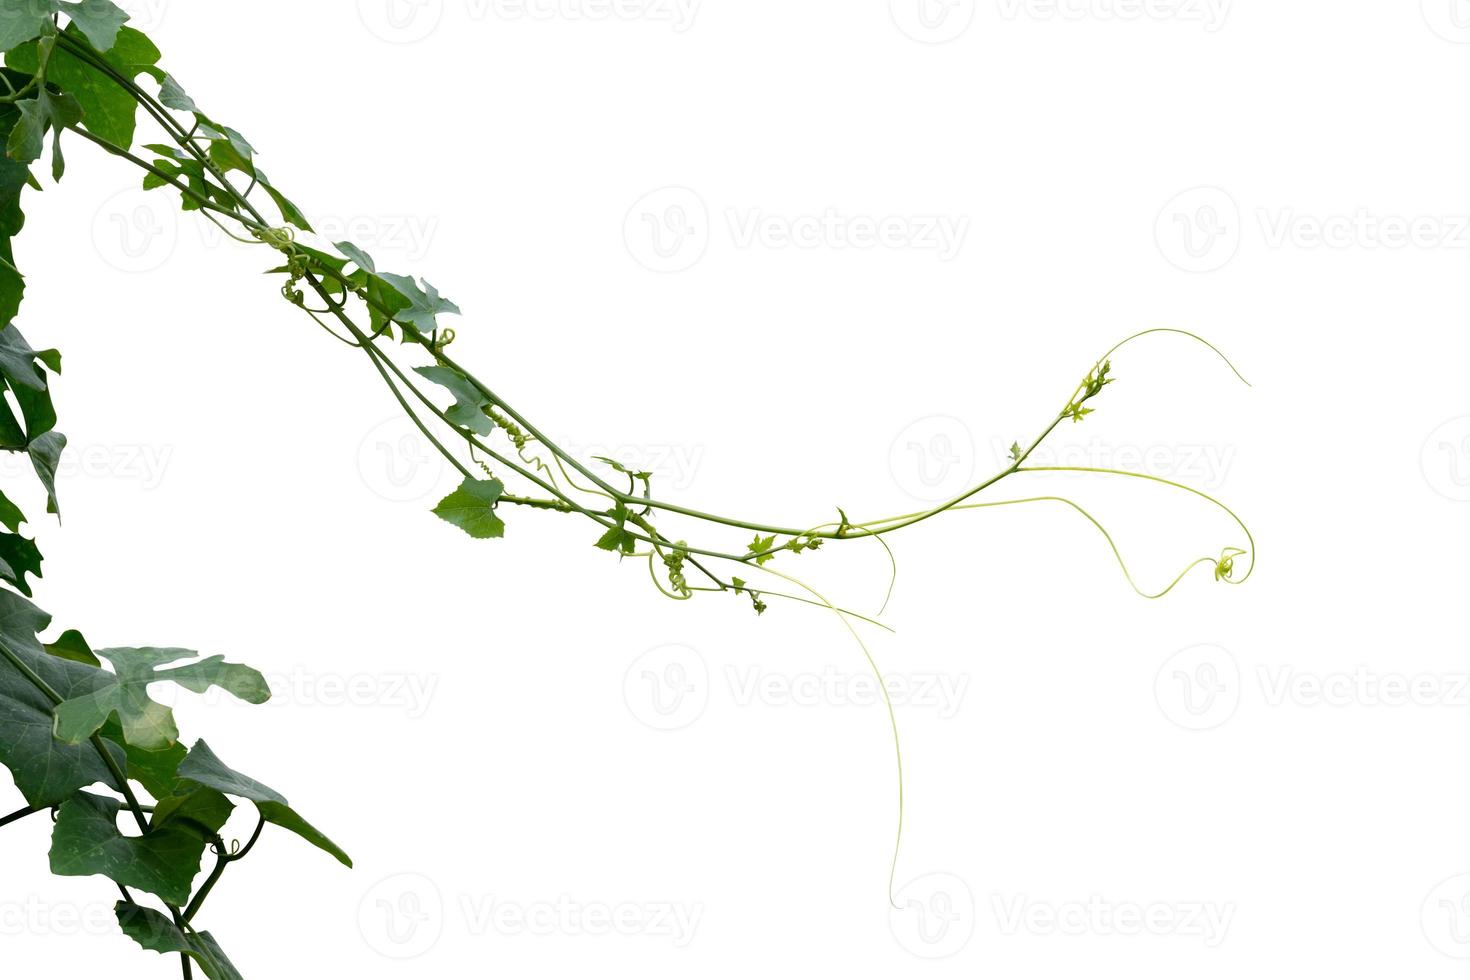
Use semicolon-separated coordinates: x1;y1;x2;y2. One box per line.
1215;547;1248;583
431;327;456;356
252;225;295;250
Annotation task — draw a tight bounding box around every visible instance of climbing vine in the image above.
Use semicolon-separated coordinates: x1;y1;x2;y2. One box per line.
0;4;1253;977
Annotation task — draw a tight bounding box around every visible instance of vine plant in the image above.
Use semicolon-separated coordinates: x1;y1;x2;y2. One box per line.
0;4;1254;977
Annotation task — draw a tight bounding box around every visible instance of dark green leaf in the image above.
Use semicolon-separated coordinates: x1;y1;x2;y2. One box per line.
0;487;25;532
177;740;352;867
27;429;64;514
43;627;96;666
115;903;247;980
0;530;42;595
151;785;233;840
0;592;133;807
50;791;202;905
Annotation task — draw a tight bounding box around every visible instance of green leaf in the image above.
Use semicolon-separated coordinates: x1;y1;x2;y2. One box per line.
27;429;64;514
157;73;195;113
335;240;376;274
378;272;459;334
414;365;493;435
52;646;271;751
0;146;28;324
116;737;185;801
116;903;245;980
58;0;129;51
8;87;84;179
0;487;25;532
0;4;54;54
177;740;352;867
6;26;162;151
432;478;505;539
594;503;637;555
151;785;233;840
0;530;42;595
593;455;652;482
258;170;311;231
748;533;777;565
0;322;59;390
49;791;202;905
0;593;128;807
44;627;97;666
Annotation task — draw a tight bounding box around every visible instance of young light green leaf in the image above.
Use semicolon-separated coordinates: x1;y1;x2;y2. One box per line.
594;503;637;555
52;646;270;751
432;478;505;539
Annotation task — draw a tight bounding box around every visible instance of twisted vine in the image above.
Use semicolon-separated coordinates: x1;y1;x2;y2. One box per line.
0;5;1254;976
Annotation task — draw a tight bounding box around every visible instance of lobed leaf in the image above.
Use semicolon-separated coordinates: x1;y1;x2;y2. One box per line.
49;791;203;905
432;478;506;539
52;646;270;751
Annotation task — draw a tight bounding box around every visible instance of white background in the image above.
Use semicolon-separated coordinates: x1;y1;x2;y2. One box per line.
4;0;1470;975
